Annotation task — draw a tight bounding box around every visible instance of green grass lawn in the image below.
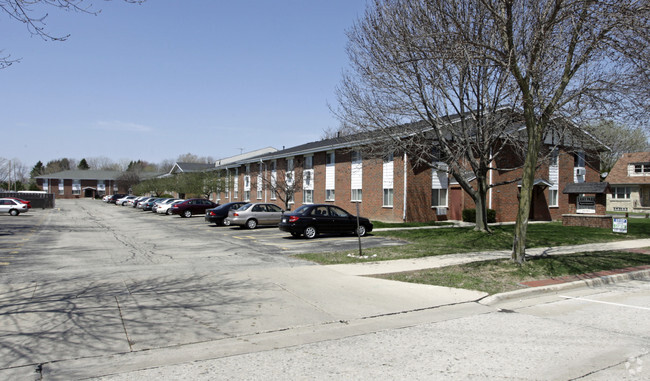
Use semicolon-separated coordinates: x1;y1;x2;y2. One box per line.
294;218;650;265
374;250;650;295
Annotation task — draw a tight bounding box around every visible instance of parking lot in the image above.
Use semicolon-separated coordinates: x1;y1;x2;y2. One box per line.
2;199;463;380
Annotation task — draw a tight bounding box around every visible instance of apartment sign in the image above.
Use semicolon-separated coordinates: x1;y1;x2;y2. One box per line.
576;196;596;214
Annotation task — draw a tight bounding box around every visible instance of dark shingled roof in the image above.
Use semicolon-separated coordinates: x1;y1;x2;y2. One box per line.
563;182;609;194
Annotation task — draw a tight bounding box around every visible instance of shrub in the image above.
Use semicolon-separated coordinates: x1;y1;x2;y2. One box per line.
462;208;496;223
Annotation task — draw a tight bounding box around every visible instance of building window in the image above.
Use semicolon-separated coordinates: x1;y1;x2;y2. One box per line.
325;151;335;201
612;186;631;199
431;189;448;207
303;189;313;204
244;190;250;201
550;148;559;166
304;155;313;170
59;179;65;195
351;150;362;203
431;170;448;207
383;153;394;207
287;158;294;172
351;189;362;202
326;152;335;165
634;163;650;173
383;188;393;207
549;189;558;207
72;180;81;195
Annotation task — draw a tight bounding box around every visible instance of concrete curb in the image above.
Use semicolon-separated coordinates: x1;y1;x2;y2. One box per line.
479;268;650;305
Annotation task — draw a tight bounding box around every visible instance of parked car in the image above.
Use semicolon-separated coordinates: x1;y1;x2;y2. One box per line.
0;198;29;216
142;198;164;211
171;198;218;218
152;198;172;213
6;197;31;209
131;196;149;208
157;199;184;215
279;204;373;239
226;203;284;229
137;197;155;209
107;194;126;204
205;202;247;225
116;195;137;206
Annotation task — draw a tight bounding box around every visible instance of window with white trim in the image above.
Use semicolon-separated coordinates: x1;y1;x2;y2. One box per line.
431;170;448;207
612;186;631;199
383;188;394;207
325;151;335;201
634;163;650;173
72;179;81;195
549;189;558;207
303;189;313;204
351;150;362;202
383;153;394;207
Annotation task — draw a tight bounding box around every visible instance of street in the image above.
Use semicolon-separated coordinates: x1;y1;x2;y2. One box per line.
0;199;648;380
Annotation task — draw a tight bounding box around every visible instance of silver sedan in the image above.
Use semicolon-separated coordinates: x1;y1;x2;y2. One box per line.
225;203;284;229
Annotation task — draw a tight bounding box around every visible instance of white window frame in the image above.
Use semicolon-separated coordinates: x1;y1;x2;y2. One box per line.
612;186;631;199
351;189;362;202
383;188;394;207
549;189;559;207
303;189;313;204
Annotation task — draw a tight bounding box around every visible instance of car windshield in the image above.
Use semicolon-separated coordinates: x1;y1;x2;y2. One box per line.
237;203;253;211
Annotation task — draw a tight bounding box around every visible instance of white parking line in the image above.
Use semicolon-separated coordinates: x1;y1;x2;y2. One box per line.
559;295;650;311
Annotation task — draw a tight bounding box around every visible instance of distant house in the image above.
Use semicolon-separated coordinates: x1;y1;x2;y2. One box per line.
35;170;126;199
605;152;650;213
167;162;215;176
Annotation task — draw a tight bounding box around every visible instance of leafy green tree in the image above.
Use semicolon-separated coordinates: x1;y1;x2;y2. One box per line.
77;158;90;170
30;161;44;178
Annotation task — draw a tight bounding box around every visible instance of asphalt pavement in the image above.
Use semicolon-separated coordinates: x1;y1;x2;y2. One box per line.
1;201;649;380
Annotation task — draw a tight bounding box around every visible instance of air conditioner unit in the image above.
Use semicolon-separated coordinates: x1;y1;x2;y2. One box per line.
436;207;447;215
576;168;586;176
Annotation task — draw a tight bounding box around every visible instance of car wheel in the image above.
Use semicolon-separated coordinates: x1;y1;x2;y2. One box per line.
356;225;367;237
304;226;317;239
223;218;231;226
183;210;192;218
9;209;19;216
166;209;171;215
246;219;258;229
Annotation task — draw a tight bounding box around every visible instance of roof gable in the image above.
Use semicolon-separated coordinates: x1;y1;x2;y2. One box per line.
605;152;650;185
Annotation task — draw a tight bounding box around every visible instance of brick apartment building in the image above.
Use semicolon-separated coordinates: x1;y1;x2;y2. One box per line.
209;131;602;223
35;170;127;199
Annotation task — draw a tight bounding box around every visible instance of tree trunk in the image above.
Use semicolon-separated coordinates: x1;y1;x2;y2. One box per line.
512;125;543;263
474;176;491;232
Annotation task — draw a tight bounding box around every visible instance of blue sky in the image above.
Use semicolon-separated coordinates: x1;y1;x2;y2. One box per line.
1;0;367;168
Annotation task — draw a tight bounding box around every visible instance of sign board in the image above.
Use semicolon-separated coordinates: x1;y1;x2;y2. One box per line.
576;196;596;214
613;218;628;234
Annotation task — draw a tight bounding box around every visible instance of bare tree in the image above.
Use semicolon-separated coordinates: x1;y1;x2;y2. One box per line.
337;0;650;262
254;159;304;211
86;156;120;171
585;120;649;175
0;0;144;68
335;1;529;232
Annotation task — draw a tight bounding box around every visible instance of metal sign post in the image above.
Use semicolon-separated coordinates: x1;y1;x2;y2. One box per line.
355;202;363;257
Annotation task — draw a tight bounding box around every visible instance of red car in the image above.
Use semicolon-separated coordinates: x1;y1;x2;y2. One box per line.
171;198;218;218
7;197;31;209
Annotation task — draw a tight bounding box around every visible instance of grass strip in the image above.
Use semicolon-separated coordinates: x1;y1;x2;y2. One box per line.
373;250;650;295
295;219;650;265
